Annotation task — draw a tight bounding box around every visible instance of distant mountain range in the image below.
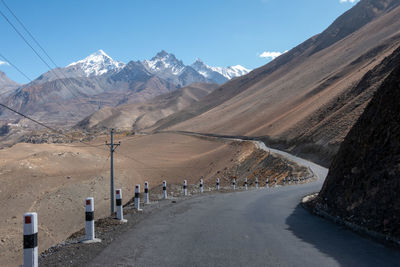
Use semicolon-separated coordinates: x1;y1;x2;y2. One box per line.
30;49;250;86
0;50;250;126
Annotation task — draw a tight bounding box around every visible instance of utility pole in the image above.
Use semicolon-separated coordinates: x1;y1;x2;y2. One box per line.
106;129;120;214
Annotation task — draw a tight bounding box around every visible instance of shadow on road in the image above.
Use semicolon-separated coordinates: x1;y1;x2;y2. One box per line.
285;204;400;266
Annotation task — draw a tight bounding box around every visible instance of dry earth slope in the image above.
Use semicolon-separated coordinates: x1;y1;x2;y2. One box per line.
152;0;400;166
313;53;400;239
76;83;218;131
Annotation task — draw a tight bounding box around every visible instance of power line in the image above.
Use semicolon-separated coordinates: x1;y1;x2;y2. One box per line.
0;0;58;68
0;7;84;101
0;103;61;133
0;9;56;74
0;98;108;151
0;3;103;137
0;52;32;83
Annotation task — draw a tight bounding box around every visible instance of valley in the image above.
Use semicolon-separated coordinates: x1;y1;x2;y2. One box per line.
1;0;400;266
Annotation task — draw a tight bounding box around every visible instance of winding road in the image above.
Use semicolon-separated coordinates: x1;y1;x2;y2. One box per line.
89;138;400;267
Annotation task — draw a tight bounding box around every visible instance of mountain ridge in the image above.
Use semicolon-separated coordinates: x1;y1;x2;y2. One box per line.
150;0;400;165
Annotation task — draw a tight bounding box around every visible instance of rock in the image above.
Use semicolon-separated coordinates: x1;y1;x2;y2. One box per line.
316;53;400;238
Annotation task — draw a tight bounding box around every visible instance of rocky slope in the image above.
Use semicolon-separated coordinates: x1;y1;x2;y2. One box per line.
152;0;400;166
0;70;19;98
314;54;400;239
77;83;218;131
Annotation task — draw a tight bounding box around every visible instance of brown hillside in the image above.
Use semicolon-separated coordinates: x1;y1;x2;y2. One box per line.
153;0;400;165
314;54;400;239
77;83;217;131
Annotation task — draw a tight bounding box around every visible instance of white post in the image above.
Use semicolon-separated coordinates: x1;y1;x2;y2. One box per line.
82;197;101;243
115;189;127;223
283;177;286;185
274;178;277;187
266;178;269;188
216;178;220;190
23;212;38;267
183;180;188;196
288;177;291;185
244;178;248;190
255;177;259;189
135;184;142;211
163;181;167;199
200;179;204;193
232;178;236;190
144;181;150;204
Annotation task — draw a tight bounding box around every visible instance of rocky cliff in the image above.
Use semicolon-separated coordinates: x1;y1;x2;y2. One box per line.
315;55;400;238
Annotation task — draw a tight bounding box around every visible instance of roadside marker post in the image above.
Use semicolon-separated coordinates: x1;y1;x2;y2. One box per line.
116;189;127;223
232;178;236;190
134;184;142;211
81;197;101;243
200;179;204;193
266;178;269;189
183;180;188;196
216;178;220;190
163;181;167;199
274;178;277;187
283;177;286;185
144;182;150;204
23;212;38;267
244;178;248;190
289;177;292;185
255;177;259;189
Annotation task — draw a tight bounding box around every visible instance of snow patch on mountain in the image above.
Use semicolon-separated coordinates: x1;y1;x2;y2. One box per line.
143;50;185;75
67;50;125;77
191;59;251;80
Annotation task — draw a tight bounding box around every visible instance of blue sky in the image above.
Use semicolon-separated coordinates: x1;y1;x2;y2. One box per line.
0;0;358;83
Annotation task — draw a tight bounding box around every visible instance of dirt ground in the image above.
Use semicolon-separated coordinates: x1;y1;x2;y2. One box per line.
0;132;264;266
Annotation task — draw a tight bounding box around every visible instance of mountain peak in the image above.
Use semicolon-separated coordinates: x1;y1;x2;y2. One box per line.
154;50;169;59
67;50;125;77
194;58;204;64
92;49;108;57
144;50;185;75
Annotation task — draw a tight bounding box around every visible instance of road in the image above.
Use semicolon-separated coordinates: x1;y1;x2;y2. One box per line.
89;140;400;267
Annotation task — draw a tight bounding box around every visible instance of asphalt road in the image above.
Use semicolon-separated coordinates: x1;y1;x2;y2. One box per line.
89;141;400;267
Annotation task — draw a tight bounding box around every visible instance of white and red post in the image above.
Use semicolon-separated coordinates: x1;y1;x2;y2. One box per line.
266;178;269;189
274;178;277;187
135;184;142;211
183;180;188;196
23;212;38;267
216;178;220;190
255;177;259;189
200;179;204;193
116;189;127;222
163;181;167;199
82;197;101;243
244;178;248;190
144;181;150;204
232;178;236;190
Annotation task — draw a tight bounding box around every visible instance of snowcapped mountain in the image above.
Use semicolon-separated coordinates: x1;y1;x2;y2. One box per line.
67;50;125;77
141;51;251;85
143;50;185;75
142;51;207;87
191;59;251;83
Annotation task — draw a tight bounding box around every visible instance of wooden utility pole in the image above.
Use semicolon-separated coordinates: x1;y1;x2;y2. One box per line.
106;129;120;214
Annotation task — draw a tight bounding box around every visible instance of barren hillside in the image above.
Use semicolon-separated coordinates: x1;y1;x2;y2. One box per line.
77;83;218;131
152;0;400;165
314;53;400;239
